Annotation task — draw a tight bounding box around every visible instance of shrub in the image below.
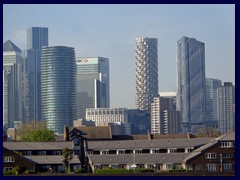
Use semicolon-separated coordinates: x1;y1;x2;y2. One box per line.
24;170;36;174
3;170;14;175
136;168;154;172
75;168;86;173
95;168;134;174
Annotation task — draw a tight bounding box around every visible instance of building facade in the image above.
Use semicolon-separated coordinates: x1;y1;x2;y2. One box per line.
76;57;110;120
86;108;128;126
135;37;158;112
176;36;206;133
205;78;222;126
3;40;23;134
217;82;235;133
23;27;48;122
41;46;76;134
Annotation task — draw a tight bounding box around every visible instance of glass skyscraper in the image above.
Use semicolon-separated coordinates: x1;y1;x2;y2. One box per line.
135;37;158;112
41;46;76;134
76;57;110;119
24;27;48;122
177;36;206;133
3;40;23;134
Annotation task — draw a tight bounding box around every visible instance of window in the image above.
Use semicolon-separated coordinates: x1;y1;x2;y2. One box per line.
38;151;46;155
53;151;61;155
23;151;32;156
220;142;234;148
4;167;13;171
222;153;233;159
4;156;15;162
205;153;216;159
222;163;232;171
206;164;217;172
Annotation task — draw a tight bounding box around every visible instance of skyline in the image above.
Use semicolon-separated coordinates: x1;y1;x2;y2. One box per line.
3;4;235;109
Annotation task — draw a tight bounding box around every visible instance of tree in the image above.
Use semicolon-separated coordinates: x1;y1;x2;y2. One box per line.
62;147;73;173
17;121;56;142
195;127;222;138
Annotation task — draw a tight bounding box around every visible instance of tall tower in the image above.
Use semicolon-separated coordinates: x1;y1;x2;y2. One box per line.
76;57;110;120
24;27;48;122
135;37;158;112
177;36;206;133
217;82;235;133
3;40;23;134
205;78;222;123
41;46;76;134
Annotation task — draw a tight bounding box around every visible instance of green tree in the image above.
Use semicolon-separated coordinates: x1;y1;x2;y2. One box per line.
17;121;56;142
62;147;73;173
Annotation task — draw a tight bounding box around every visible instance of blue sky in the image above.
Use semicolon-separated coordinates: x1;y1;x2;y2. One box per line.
3;4;235;108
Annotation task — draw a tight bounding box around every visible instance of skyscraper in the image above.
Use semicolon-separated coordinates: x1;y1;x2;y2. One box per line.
135;37;158;111
3;40;23;134
205;78;222;123
217;82;235;133
24;27;48;122
177;36;206;133
41;46;76;134
76;57;109;119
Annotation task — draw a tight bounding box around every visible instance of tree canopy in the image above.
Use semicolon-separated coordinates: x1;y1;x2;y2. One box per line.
17;121;56;142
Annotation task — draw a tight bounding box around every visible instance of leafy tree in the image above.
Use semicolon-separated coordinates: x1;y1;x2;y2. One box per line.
62;147;73;173
17;121;56;142
195;127;222;138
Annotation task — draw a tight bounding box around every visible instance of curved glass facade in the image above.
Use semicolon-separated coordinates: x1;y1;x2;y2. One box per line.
41;46;76;133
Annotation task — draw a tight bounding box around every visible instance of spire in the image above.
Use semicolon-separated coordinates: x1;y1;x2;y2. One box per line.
3;40;21;52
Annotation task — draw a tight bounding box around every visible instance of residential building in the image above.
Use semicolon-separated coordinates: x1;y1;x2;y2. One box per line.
151;96;178;134
217;82;235;133
177;36;206;133
41;46;76;134
23;27;48;122
76;57;109;120
205;78;222;128
3;40;23;134
135;37;158;112
160;92;177;110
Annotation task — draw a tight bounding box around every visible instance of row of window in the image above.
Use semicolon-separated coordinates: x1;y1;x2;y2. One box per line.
205;152;234;159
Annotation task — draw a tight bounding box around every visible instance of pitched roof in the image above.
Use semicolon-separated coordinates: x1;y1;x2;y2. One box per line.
88;153;189;165
24;155;80;164
87;138;212;150
3;142;73;150
3;40;21;52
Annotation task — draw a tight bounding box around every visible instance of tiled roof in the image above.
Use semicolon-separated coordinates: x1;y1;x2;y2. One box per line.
88;153;189;165
87;138;212;150
24;155;80;164
3;40;21;52
3;142;73;150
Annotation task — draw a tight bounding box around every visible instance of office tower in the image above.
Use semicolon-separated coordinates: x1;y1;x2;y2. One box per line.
217;82;235;133
135;37;158;111
3;40;23;134
24;27;48;122
160;92;177;110
76;57;110;119
41;46;76;134
205;78;222;127
151;96;177;134
177;36;206;133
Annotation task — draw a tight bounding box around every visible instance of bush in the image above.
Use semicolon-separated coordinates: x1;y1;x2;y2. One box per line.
169;167;186;172
136;168;154;172
3;170;14;175
95;168;134;174
75;168;86;173
24;170;36;174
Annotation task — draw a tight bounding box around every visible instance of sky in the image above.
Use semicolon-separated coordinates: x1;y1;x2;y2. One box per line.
3;4;235;109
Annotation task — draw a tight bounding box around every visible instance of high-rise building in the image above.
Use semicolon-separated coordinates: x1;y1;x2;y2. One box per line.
176;36;206;133
3;40;23;134
135;37;158;112
76;57;109;119
41;46;76;134
217;82;235;133
151;95;178;134
205;78;222;126
24;27;48;122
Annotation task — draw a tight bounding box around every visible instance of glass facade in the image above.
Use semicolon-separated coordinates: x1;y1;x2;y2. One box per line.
177;36;206;133
41;46;76;133
135;37;158;111
24;27;48;122
76;57;110;119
